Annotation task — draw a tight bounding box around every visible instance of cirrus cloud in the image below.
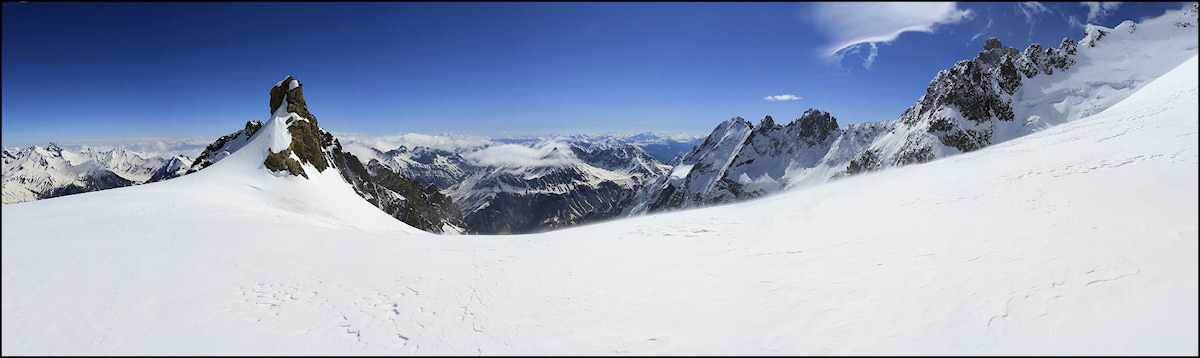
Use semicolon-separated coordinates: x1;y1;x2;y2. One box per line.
1016;2;1051;25
1081;2;1121;23
764;94;802;101
813;2;971;69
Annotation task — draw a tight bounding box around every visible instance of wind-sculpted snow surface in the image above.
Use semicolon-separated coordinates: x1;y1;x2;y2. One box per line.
3;52;1196;355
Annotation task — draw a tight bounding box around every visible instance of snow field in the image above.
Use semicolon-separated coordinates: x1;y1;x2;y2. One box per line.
2;53;1196;357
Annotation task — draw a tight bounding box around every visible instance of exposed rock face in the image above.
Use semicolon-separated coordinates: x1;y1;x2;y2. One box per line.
878;36;1076;168
265;76;329;173
330;142;472;234
269;76;316;121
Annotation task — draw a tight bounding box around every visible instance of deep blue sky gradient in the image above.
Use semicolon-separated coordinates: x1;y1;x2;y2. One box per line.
2;2;1187;146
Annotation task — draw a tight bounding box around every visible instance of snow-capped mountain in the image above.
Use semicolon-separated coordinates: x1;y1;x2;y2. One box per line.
185;76;470;234
2;143;192;204
448;138;669;234
628;110;840;214
4;49;1195;355
495;132;705;163
360;146;482;191
631;5;1199;214
359;137;670;234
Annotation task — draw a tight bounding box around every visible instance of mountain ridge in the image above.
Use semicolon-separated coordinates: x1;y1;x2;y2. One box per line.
628;5;1198;214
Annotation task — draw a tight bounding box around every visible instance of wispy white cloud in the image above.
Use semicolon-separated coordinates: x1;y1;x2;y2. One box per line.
1081;2;1121;23
763;94;802;101
814;2;971;69
1015;2;1051;25
969;18;994;44
1067;14;1087;29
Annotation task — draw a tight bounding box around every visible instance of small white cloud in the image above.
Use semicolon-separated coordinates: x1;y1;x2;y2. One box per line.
764;94;802;101
814;2;971;69
1016;2;1051;25
1081;2;1121;23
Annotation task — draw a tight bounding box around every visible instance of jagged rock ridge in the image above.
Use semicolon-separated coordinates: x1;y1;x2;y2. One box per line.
628;109;841;214
629;6;1198;214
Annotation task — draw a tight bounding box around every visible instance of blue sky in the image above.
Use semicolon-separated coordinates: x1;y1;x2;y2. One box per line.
1;2;1188;146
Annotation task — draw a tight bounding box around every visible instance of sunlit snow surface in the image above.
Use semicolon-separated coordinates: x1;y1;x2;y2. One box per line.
3;54;1197;356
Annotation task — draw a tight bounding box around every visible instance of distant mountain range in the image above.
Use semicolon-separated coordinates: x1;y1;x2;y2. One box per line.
2;144;191;204
4;5;1195;236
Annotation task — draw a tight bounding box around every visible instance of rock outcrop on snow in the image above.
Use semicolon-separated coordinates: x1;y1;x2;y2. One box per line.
187;76;471;234
188;121;263;174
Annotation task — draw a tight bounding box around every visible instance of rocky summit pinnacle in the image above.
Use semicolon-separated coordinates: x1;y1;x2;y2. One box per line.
269;76;316;122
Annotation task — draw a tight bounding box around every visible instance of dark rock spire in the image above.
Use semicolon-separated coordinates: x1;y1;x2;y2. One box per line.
269;76;316;122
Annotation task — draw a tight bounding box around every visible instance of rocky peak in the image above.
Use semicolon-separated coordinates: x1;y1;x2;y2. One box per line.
1082;24;1110;47
982;37;1003;51
263;76;331;175
757;116;776;132
791;109;840;146
973;37;1020;69
719;116;751;131
269;76;316;122
542;147;570;161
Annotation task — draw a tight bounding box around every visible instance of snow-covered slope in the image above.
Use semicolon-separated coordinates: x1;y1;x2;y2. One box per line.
2;144;192;204
633;5;1198;213
3;51;1196;355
